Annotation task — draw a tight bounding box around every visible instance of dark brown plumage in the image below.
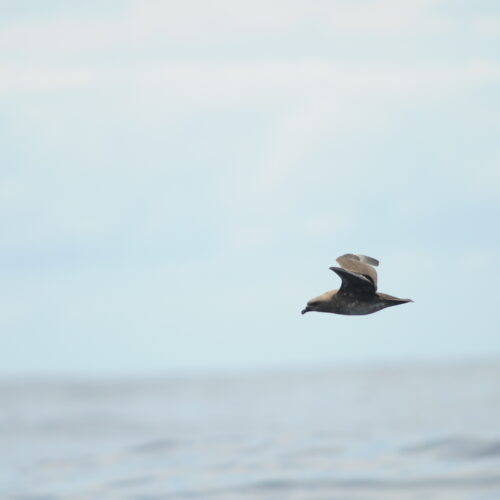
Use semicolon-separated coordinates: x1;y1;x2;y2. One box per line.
301;254;412;316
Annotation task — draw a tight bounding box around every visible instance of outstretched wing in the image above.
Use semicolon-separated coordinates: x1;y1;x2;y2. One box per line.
329;266;376;296
336;253;378;290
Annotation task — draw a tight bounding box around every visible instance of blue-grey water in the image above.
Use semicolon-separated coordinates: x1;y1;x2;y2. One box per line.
2;360;500;499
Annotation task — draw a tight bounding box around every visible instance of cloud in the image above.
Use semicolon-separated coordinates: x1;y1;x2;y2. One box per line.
0;1;417;54
1;2;500;253
1;55;499;255
2;60;499;98
1;0;499;64
323;0;437;36
0;66;95;93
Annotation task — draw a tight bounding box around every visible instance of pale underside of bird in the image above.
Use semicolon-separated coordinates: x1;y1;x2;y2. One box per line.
301;253;413;316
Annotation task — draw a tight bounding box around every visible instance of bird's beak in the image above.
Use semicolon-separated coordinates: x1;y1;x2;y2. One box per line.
301;307;310;315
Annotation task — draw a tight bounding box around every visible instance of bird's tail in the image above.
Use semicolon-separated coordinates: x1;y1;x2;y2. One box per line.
379;293;413;307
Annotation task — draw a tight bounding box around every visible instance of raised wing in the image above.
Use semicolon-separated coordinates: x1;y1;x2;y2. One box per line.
329;266;376;296
336;253;378;289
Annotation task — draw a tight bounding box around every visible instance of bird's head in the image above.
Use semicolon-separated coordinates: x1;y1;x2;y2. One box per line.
301;290;337;315
301;300;322;314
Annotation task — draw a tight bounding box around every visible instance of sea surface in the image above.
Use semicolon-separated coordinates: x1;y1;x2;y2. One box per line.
2;360;500;499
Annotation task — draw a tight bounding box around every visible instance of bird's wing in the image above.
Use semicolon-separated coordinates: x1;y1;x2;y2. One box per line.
336;253;378;290
329;267;376;296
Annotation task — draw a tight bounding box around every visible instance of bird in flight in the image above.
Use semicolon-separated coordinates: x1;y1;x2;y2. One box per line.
301;253;413;316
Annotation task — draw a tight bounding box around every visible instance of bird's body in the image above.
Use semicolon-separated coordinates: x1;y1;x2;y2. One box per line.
301;254;412;316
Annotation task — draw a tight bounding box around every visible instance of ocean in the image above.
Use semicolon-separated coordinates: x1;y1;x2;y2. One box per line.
3;360;500;499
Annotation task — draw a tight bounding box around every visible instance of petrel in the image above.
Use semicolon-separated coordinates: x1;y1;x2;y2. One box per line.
301;254;413;316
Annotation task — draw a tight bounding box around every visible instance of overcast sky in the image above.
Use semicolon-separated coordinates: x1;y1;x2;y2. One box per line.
1;0;499;375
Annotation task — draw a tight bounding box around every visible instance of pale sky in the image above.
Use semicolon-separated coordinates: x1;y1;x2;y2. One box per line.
1;0;499;375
